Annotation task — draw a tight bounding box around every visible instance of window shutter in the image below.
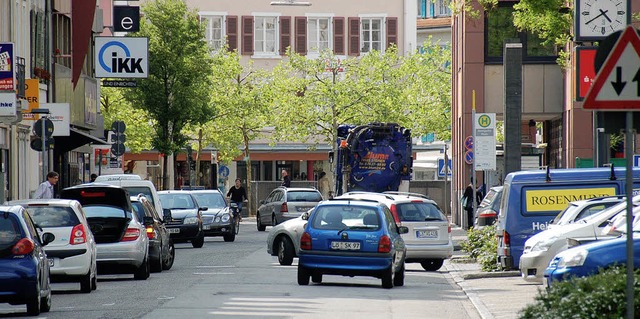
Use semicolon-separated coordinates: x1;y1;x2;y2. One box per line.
348;17;359;56
386;17;398;49
226;16;238;52
333;17;345;55
241;15;253;55
280;16;291;55
295;16;307;54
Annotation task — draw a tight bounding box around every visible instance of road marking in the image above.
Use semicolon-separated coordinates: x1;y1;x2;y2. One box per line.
193;272;235;275
102;303;115;306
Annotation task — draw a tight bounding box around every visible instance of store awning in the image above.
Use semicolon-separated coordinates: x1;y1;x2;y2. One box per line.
54;128;109;152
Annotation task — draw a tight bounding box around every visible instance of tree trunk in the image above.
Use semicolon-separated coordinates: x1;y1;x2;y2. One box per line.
162;153;169;191
195;128;203;186
243;131;254;216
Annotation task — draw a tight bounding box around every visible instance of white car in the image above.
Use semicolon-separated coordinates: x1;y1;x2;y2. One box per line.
8;199;98;293
519;196;640;283
336;191;453;271
549;196;624;229
267;209;312;265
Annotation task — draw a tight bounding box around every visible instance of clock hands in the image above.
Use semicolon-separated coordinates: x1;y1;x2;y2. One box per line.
585;9;611;25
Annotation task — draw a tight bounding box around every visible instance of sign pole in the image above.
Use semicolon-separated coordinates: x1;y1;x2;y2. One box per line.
624;111;634;319
471;90;477;228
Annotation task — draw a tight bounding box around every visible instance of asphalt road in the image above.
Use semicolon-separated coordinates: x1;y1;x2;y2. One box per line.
0;221;481;319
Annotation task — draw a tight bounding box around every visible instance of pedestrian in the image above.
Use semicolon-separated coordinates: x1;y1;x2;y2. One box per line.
281;169;291;188
318;171;331;200
463;180;474;230
226;178;247;221
90;173;98;182
34;171;59;199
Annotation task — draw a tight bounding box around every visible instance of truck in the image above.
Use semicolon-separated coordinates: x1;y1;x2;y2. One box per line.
333;122;412;196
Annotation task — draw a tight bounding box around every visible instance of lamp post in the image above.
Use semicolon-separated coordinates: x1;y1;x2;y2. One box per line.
31;108;51;182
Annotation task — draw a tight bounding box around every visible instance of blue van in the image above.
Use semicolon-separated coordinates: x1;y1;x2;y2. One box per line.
496;167;640;270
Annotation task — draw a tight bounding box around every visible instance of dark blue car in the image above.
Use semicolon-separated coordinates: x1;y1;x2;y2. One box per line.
297;199;408;289
0;205;55;315
544;235;640;287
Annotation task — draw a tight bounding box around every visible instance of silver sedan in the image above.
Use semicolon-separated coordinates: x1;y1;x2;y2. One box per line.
266;209;312;265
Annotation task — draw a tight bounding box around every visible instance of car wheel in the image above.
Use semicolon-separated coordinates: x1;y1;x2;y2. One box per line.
297;264;310;286
223;226;236;242
235;217;240;235
80;270;92;293
90;258;98;290
381;265;394;289
40;275;51;313
192;231;205;248
311;272;322;284
277;237;295;266
257;213;266;231
272;214;278;226
151;246;163;273
420;259;444;271
393;263;405;287
134;255;150;280
26;276;41;315
163;241;175;270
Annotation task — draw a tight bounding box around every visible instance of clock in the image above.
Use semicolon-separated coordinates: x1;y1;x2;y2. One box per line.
575;0;630;42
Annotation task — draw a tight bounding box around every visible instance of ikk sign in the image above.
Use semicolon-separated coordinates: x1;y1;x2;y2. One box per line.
0;43;14;91
95;37;148;78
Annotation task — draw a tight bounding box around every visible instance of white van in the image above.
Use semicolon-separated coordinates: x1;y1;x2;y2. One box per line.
94;174;163;216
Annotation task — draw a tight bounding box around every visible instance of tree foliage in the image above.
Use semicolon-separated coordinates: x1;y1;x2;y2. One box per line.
100;87;153;153
126;0;215;189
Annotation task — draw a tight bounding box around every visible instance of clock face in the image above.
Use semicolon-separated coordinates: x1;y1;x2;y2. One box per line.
577;0;629;40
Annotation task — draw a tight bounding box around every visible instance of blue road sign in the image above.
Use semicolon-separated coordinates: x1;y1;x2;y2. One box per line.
438;158;452;177
464;150;474;165
634;155;640;167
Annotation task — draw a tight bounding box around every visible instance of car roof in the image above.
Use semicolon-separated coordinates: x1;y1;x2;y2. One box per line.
320;198;385;208
188;190;222;194
276;187;319;192
567;195;625;206
158;190;193;194
94;174;142;181
0;205;25;214
6;199;79;206
339;191;437;205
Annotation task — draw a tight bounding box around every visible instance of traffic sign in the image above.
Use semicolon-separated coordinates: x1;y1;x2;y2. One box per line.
33;118;54;138
634;154;640;167
437;158;452;177
30;137;54;151
464;150;474;165
111;143;126;156
464;136;473;150
584;26;640;109
112;121;126;133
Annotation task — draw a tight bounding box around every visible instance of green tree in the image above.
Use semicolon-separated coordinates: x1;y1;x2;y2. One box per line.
100;87;153;153
126;0;215;190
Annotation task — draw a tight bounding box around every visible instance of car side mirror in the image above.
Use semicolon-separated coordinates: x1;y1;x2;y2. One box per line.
260;200;266;205
302;212;310;220
199;206;208;211
41;232;55;246
163;209;172;221
398;226;409;234
143;216;154;226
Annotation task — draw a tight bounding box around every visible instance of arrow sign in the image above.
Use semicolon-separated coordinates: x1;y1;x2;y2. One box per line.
584;26;640;109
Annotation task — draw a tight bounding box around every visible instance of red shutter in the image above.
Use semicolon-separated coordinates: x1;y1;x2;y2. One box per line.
241;16;253;55
295;16;307;54
348;17;359;56
333;17;345;55
280;16;291;55
386;17;398;49
226;16;238;52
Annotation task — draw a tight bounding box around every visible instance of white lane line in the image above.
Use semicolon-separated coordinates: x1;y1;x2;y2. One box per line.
193;272;235;275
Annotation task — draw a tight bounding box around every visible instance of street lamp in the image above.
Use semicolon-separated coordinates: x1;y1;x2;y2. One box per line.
31;108;51;182
270;0;312;6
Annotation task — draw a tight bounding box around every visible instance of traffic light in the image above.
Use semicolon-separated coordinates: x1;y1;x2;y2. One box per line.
111;121;126;156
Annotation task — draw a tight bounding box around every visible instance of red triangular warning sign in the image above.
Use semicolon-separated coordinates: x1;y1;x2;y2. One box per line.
584;26;640;110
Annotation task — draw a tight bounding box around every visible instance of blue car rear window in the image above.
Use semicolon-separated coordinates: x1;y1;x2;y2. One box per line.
0;215;21;251
28;206;81;227
312;205;380;230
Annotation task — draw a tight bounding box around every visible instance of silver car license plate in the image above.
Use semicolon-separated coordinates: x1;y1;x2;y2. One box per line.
203;225;211;230
168;228;180;234
416;230;438;238
331;241;360;250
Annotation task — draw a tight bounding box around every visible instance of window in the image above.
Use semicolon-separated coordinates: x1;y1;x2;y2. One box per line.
436;0;451;16
360;18;383;53
308;17;331;54
254;16;278;55
418;0;451;18
201;15;225;51
418;0;427;18
485;5;556;63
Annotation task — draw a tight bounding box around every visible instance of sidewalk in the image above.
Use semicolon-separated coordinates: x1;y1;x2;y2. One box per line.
446;226;544;319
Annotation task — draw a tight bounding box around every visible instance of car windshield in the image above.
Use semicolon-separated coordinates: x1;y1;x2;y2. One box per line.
552;204;580;225
397;202;446;222
0;215;21;251
191;193;226;209
159;194;196;209
312;205;380;230
28;206;80;227
83;205;129;218
287;191;323;202
124;187;155;206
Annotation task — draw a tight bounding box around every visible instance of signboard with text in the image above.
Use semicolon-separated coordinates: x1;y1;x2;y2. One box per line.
94;37;148;78
575;46;597;101
474;113;496;170
0;43;14;90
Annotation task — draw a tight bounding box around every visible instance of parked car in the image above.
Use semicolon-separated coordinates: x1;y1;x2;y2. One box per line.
0;205;55;315
336;191;453;271
8;199;97;293
297;199;408;288
267;208;313;265
158;190;206;248
544;232;640;287
257;187;323;231
60;184;150;280
474;186;502;227
189;189;239;242
519;196;640;283
549;195;624;229
130;195;175;272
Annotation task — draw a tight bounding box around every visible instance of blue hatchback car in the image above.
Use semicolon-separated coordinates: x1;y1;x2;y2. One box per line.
297;199;408;289
0;205;55;315
544;234;640;287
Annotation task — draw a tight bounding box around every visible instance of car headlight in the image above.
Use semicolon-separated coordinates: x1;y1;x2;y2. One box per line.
556;249;588;268
220;214;230;223
531;237;558;252
183;216;199;224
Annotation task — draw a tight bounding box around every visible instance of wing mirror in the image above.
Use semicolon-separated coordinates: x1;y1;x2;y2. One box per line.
41;232;56;246
199;206;208;211
302;212;310;220
398;226;409;234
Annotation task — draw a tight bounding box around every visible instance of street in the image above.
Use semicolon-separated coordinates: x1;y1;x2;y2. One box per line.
0;221;480;319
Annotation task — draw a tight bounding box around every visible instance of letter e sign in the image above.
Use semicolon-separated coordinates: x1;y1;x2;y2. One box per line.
113;6;140;33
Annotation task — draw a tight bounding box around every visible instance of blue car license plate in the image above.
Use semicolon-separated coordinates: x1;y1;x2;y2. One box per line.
331;241;361;250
